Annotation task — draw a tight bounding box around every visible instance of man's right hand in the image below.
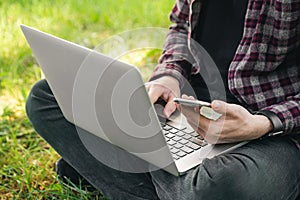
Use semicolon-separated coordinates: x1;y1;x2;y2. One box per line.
145;76;181;118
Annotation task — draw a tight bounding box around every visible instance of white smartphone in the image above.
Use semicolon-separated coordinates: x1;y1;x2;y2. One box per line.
173;97;211;107
173;97;222;120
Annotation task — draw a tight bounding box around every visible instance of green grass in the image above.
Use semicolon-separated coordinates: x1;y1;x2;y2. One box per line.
0;0;174;198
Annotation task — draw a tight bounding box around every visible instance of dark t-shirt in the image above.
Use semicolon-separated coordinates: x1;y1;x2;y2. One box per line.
191;0;248;103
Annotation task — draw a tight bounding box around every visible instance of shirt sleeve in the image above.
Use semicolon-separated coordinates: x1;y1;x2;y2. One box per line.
261;94;300;134
149;0;194;87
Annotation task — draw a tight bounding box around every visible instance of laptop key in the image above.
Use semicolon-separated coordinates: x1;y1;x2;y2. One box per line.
174;143;183;149
183;128;195;134
162;129;169;135
171;148;180;154
164;125;173;131
196;134;204;140
202;140;208;146
167;139;176;146
183;134;192;140
172;136;182;142
173;154;180;160
176;151;187;157
178;139;189;145
192;138;207;147
191;132;199;137
165;133;175;139
176;131;185;137
181;146;193;154
186;142;201;150
169;128;179;134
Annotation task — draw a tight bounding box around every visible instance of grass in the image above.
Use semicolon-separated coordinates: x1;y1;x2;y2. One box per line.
0;0;174;198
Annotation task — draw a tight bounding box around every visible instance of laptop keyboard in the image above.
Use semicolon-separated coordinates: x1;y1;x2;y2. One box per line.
161;123;208;160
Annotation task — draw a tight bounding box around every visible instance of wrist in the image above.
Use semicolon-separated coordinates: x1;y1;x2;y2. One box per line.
164;75;180;87
149;67;184;88
255;110;284;138
253;115;273;137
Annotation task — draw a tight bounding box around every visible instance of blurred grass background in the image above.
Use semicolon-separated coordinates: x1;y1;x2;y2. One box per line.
0;0;173;198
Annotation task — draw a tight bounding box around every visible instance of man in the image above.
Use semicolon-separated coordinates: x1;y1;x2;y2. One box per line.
26;0;300;199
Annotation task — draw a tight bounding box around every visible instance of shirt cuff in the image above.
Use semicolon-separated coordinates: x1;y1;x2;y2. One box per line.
149;63;186;87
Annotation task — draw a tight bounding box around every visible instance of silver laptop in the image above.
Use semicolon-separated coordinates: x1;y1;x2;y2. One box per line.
21;24;246;176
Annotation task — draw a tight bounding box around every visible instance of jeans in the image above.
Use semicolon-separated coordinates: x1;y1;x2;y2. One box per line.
26;79;300;200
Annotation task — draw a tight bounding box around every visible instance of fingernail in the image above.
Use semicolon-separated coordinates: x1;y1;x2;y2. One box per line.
213;101;220;109
182;94;188;98
167;113;172;118
164;110;170;118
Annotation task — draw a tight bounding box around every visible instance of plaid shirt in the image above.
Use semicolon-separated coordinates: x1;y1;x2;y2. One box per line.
150;0;300;135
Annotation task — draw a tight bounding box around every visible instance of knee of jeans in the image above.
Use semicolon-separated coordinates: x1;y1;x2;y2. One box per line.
191;157;252;199
26;79;51;121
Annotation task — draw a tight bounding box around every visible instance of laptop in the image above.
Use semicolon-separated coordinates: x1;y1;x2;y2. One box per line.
21;24;246;176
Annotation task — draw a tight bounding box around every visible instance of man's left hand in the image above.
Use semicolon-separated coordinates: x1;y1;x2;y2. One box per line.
179;95;273;144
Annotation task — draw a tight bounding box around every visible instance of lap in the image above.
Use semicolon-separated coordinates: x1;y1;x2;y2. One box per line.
27;79;300;200
151;135;300;200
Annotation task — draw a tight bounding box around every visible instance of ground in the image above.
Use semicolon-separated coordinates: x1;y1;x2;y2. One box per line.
0;0;173;198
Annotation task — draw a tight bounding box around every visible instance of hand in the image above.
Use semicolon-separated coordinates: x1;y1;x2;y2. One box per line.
145;76;180;118
179;95;273;144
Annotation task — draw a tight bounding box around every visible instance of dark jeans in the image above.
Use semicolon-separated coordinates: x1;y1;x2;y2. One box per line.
26;79;300;200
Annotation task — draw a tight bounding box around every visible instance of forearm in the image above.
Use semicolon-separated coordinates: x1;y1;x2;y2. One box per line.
149;0;194;86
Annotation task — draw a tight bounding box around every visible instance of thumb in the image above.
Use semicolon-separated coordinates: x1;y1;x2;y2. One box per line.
211;100;227;114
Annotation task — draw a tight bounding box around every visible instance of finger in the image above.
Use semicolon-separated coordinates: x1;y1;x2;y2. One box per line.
163;92;169;101
211;100;228;115
176;104;182;112
145;83;150;92
164;93;178;118
181;94;195;100
164;100;176;118
188;95;195;100
181;94;189;99
180;95;198;112
148;86;163;104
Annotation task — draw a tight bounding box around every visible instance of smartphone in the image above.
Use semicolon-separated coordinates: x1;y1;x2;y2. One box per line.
173;97;222;120
173;97;211;107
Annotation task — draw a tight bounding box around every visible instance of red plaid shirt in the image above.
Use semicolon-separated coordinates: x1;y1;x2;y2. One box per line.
150;0;300;136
